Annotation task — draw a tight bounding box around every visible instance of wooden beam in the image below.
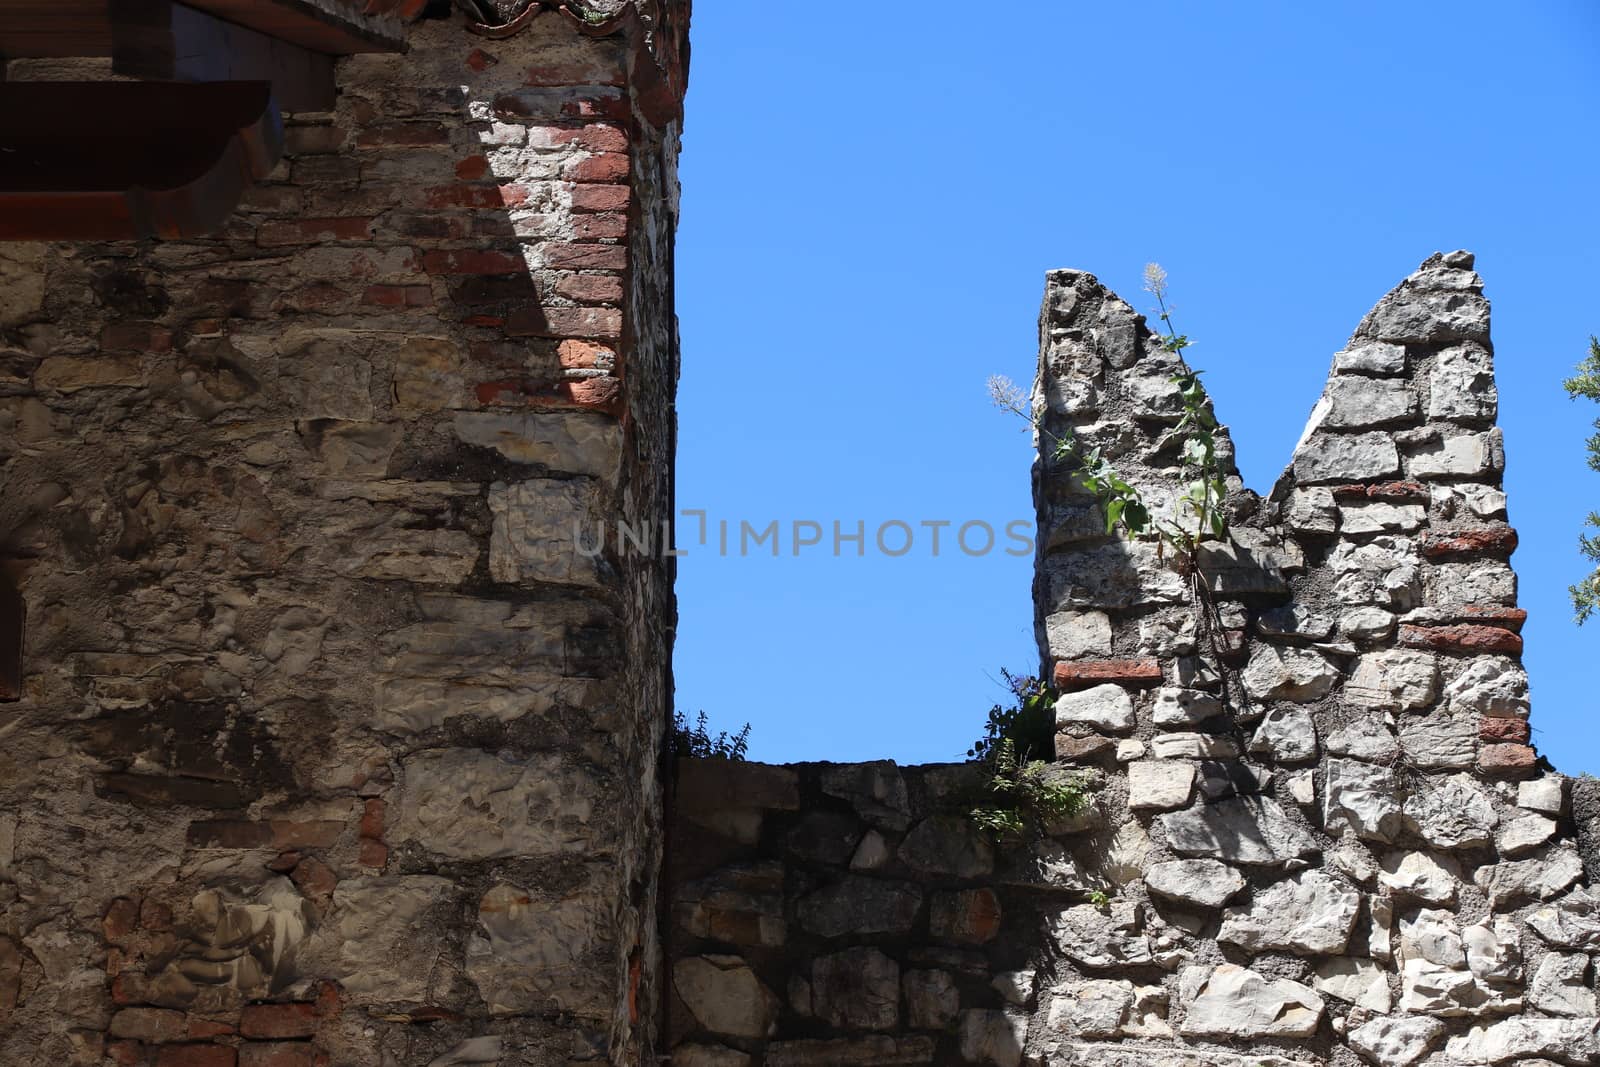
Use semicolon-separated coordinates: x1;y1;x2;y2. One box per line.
0;0;405;60
122;2;338;112
0;1;337;112
0;576;20;702
0;80;283;240
173;0;408;54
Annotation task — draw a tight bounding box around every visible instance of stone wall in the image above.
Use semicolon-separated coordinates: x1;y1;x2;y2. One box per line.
0;7;685;1066
665;255;1600;1067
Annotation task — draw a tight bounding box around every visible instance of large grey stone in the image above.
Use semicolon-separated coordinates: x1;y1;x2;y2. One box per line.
1334;341;1406;376
1445;658;1530;718
1339;502;1427;535
1404;774;1498;851
1325;758;1404;843
1285;486;1339;534
820;761;912;831
1526;888;1600;951
395;749;601;860
1160;796;1320;867
1313;956;1390;1013
1145;859;1247;909
1327;537;1421;609
1341;605;1398;642
1321;375;1418;428
487;478;604;587
1218;871;1360;955
1361;285;1490;345
958;1009;1026;1067
1346;649;1439;711
1326;718;1400;762
1398;713;1476;769
1151;687;1222;726
674;862;785;947
903;969;959;1030
1127;760;1195;812
1055;683;1136;734
1149;732;1240;759
813;947;898;1031
1432;560;1517;606
1529;953;1595;1017
1241;644;1339;702
1396;909;1522;1017
1428;343;1497;422
1040;541;1187;610
1048;902;1154;969
1378;850;1460;905
1408;432;1495;478
466;882;607;1015
453;411;621;477
1257;604;1335;641
797;876;921;937
1177;964;1323;1039
785;811;864;865
1292;431;1401;484
1443;1017;1600;1064
322;876;460;1005
1348;1015;1446;1067
1473;846;1584;908
674;955;778;1039
1518;775;1567;815
1047;978;1160;1040
1044;610;1113;660
898;816;993;878
1496;812;1557;857
1248;705;1318;763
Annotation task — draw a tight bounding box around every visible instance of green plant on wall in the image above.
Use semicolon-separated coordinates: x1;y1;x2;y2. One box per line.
670;711;751;760
988;263;1229;572
1564;335;1600;624
967;669;1055;762
968;737;1089;840
966;672;1088;840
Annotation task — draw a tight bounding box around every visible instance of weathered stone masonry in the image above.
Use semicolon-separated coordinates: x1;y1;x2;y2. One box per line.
665;255;1600;1067
6;6;1600;1064
1;4;687;1065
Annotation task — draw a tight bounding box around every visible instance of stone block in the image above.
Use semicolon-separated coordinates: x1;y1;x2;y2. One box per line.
394;749;601;860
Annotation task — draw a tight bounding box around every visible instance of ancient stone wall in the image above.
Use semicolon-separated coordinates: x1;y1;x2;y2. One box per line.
665;255;1600;1067
0;8;684;1066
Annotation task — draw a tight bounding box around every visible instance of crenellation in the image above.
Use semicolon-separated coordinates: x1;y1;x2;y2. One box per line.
663;251;1600;1067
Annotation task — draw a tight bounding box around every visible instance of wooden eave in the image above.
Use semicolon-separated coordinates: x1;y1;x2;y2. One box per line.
0;81;284;240
0;0;408;59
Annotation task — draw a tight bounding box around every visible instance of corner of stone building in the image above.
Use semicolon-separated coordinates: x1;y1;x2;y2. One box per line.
0;5;688;1066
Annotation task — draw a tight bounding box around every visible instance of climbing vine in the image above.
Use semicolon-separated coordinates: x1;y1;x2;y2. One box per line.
988;263;1229;572
989;264;1245;709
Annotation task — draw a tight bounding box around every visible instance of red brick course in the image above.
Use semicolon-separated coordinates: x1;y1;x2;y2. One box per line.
1398;623;1523;655
240;1003;317;1040
1479;743;1537;776
1479;717;1531;743
1419;527;1518;559
1332;480;1428;502
1053;659;1164;691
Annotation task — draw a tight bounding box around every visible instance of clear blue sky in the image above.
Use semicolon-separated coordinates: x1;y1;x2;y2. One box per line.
672;1;1600;773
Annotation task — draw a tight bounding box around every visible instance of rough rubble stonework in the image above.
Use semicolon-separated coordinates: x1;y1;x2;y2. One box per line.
0;7;685;1066
666;254;1600;1067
